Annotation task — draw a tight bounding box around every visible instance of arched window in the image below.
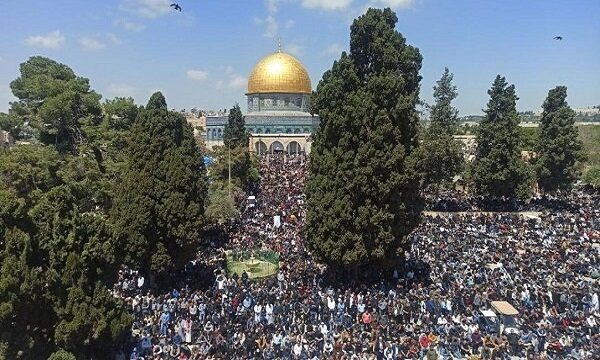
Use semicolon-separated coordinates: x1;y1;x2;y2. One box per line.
269;141;284;153
255;141;267;154
287;141;301;154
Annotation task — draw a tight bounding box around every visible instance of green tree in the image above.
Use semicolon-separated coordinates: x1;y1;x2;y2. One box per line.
223;104;248;148
48;349;76;360
305;8;424;270
0;228;46;359
0;152;130;359
0;57;131;359
429;68;459;133
415;68;464;189
9;56;103;153
471;75;532;200
0;111;27;140
204;183;241;224
582;166;600;187
82;96;141;184
208;145;259;191
102;97;140;131
112;92;208;274
519;127;539;151
0;145;62;199
535;86;584;192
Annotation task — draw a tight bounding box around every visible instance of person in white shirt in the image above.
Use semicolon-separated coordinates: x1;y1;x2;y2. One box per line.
319;322;328;336
327;295;336;313
293;341;303;357
590;291;598;312
265;302;274;324
253;303;263;323
323;340;334;354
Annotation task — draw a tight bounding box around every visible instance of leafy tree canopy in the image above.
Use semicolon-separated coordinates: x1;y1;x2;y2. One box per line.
428;67;459;133
0;145;129;359
48;349;76;360
415;68;464;189
204;183;242;225
305;8;423;270
535;86;585;192
471;75;532;200
0;57;133;359
111;92;208;274
0;111;28;140
519;127;539;151
223;103;248;148
9;56;102;153
582;166;600;187
208;145;259;191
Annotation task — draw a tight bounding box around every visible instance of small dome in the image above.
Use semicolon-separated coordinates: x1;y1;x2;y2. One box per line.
247;51;312;95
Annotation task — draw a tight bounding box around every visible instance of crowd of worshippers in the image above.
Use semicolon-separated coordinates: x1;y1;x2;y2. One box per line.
115;154;599;360
424;189;594;213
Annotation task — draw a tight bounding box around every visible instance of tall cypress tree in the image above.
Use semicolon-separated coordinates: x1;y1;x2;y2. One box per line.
112;92;208;274
472;75;532;200
223;103;248;148
305;8;423;270
535;86;584;192
430;68;459;133
415;68;464;189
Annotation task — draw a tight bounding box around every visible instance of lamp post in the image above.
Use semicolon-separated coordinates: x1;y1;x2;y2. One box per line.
228;137;238;199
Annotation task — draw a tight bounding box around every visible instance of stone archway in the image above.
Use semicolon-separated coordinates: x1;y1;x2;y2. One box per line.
255;141;268;154
269;141;284;153
287;141;302;154
248;134;312;155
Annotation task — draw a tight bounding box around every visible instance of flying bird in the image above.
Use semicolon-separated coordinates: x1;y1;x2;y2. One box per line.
553;36;563;40
170;3;182;11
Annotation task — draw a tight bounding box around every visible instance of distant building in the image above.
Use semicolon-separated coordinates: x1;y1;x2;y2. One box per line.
574;108;600;116
533;107;600;116
204;47;319;154
184;114;206;138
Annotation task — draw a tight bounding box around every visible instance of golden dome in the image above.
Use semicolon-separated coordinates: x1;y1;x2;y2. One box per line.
247;51;312;95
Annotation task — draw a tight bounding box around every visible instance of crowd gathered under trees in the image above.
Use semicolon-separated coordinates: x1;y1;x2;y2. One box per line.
0;7;598;360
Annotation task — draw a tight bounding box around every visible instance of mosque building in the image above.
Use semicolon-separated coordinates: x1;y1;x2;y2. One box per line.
204;46;319;154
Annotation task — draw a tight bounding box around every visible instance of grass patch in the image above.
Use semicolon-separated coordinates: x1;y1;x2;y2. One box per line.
578;125;600;166
226;259;278;279
225;250;279;279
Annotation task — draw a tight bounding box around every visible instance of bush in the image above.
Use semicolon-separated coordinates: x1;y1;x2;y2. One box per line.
582;166;600;187
48;350;76;360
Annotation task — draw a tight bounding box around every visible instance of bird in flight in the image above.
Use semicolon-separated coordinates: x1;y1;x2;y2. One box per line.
554;36;563;40
170;3;182;11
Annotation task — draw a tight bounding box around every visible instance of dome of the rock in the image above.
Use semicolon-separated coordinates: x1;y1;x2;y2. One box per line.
247;51;311;95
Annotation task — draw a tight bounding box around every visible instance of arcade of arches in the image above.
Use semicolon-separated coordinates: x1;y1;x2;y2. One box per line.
249;134;311;155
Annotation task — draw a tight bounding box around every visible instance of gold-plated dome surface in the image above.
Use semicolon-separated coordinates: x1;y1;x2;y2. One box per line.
247;52;312;94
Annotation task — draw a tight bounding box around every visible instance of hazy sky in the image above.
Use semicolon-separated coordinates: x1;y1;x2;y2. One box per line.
0;0;598;115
